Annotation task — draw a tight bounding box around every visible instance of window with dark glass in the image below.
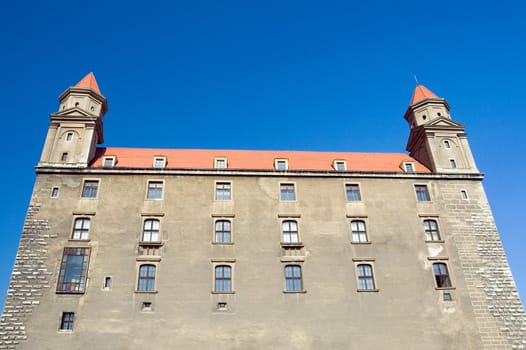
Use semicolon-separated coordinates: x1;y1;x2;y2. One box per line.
415;185;430;201
65;132;73;142
215;220;232;243
215;182;231;200
82;180;99;198
357;264;375;290
282;220;299;243
61;152;68;161
51;187;60;198
433;263;452;288
424;219;441;241
404;162;415;172
285;265;303;292
449;159;457;168
345;184;361;201
351;220;368;243
59;312;75;331
214;265;232;292
72;218;90;240
280;183;296;201
142;219;160;242
57;248;90;293
137;264;156;291
147;181;163;199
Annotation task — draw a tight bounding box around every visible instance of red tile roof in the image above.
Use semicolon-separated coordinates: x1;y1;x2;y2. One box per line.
410;85;438;105
91;147;430;173
75;72;102;95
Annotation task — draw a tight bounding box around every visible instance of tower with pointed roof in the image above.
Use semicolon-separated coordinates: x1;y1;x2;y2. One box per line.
38;72;107;168
405;85;478;173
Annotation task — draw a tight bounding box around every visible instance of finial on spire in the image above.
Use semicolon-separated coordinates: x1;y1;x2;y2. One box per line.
413;75;420;85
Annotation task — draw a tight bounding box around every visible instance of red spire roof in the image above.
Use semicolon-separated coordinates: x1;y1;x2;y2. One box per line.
410;84;438;105
75;72;102;95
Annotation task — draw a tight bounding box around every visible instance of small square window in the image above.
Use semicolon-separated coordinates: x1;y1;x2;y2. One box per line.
153;157;166;169
61;152;68;161
103;157;115;167
215;158;227;169
59;312;75;331
280;183;296;201
147;181;163;199
142;302;153;311
51;187;60;198
217;302;227;310
275;159;288;170
81;180;99;198
443;292;453;301
404;162;415;172
215;182;231;201
333;160;346;171
415;185;430;201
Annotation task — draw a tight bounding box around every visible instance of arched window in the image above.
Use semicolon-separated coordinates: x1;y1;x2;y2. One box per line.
282;220;299;243
137;265;156;291
215;220;231;243
284;265;303;292
432;263;452;288
351;220;367;243
357;264;375;290
142;219;160;242
424;219;440;241
214;265;232;292
72;218;90;240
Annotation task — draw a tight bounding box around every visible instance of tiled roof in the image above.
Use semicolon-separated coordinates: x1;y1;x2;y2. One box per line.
410;85;438;105
75;72;102;95
91;147;430;173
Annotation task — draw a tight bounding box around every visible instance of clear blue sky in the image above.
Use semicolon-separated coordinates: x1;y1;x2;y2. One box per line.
1;1;525;311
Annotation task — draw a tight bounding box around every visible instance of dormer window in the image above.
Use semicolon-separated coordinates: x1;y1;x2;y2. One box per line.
215;158;228;169
103;156;116;168
275;159;288;170
333;160;347;171
403;162;415;173
153;157;166;169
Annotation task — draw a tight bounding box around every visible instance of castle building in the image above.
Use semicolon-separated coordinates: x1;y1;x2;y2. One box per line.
0;73;524;349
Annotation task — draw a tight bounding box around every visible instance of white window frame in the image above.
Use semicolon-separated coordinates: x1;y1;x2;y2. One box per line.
102;156;116;168
333;160;347;171
274;159;288;170
403;162;415;173
153;156;166;169
214;157;228;169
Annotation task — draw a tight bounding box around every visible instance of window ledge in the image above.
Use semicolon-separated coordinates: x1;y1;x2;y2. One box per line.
136;255;162;262
211;291;235;294
357;289;380;293
68;239;91;242
283;290;307;294
212;242;235;245
435;287;456;291
350;241;372;245
139;241;164;246
425;240;445;243
280;242;304;247
57;330;73;333
134;290;158;294
56;291;85;295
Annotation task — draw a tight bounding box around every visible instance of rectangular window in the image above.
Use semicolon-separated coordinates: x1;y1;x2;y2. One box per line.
460;190;469;200
103;276;112;290
82;180;99;198
215;220;232;243
51;186;60;198
284;265;303;292
433;263;452;288
72;218;90;240
153;157;166;168
61;152;68;161
137;264;156;292
103;157;115;167
404;162;415;172
333;160;346;171
57;248;90;293
449;159;457;168
351;220;368;243
282;220;299;243
357;264;376;290
275;159;288;170
345;184;361;201
214;265;232;292
215;182;231;200
280;183;296;201
415;185;430;201
424;219;441;241
214;158;227;169
147;181;163;199
59;312;75;331
65;132;73;142
142;219;160;242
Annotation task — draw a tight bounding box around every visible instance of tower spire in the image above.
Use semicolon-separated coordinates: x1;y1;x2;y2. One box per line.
75;72;102;95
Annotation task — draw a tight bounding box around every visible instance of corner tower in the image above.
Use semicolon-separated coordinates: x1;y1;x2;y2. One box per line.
38;72;107;168
405;85;478;173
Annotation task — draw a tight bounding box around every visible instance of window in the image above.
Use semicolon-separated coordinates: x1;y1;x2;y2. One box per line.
214;265;232;292
61;152;68;161
214;158;227;169
280;183;296;201
443;140;451;149
72;218;90;240
284;265;303;292
357;264;375;290
433;263;452;288
424;219;441;241
51;187;60;198
215;182;231;200
215;220;232;243
275;159;288;170
282;220;299;243
57;248;90;293
137;264;156;292
65;132;73;142
333;160;346;171
415;185;430;201
103;276;112;290
142;219;160;242
153;157;166;168
59;312;75;331
147;181;163;199
460;190;469;200
404;162;415;172
142;302;153;311
449;159;457;168
82;180;99;198
345;184;361;201
351;220;368;243
103;157;115;167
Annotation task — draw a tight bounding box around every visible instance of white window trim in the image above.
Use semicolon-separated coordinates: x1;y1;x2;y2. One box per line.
274;158;289;170
102;156;116;167
333;160;347;171
153;156;167;169
403;162;415;173
214;157;228;169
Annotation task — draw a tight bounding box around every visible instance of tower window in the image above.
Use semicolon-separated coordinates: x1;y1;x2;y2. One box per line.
282;220;299;243
215;220;232;243
81;180;99;198
57;248;90;293
61;152;68;161
65;132;73;141
433;263;452;288
351;220;368;243
147;181;163;199
72;218;90;240
460;190;469;200
215;182;232;200
424;219;441;241
284;265;303;292
214;265;232;293
415;185;430;201
103;276;112;290
51;187;60;198
357;264;376;291
345;184;361;201
59;312;75;331
142;219;160;242
449;159;457;168
280;183;296;201
137;264;156;292
443;140;451;149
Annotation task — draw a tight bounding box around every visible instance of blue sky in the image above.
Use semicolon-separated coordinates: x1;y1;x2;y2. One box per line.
0;1;525;311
